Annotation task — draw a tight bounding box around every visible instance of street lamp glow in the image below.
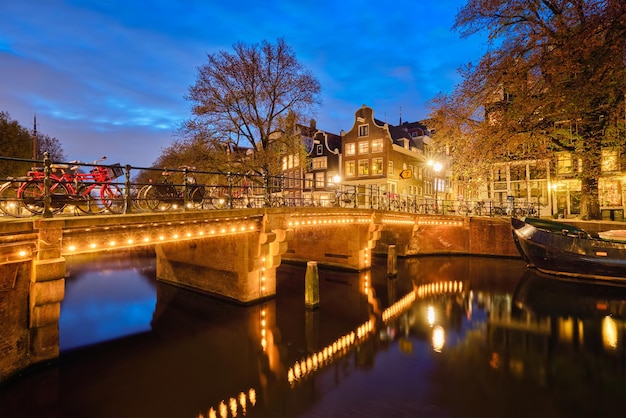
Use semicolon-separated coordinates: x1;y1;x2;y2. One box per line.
433;162;443;173
332;174;341;184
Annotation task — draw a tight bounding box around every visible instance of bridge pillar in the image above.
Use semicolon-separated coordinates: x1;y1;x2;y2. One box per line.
30;219;66;363
155;214;293;304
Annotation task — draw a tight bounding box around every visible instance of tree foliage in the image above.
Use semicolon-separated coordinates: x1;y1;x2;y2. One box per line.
0;111;65;179
428;0;626;219
184;38;321;176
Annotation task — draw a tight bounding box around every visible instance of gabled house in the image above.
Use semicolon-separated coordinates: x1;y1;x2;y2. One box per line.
339;105;433;206
281;121;341;205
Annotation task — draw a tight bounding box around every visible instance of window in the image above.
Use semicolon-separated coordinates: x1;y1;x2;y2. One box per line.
315;172;325;188
304;173;313;189
602;148;619;172
529;163;546;180
311;156;327;170
345;143;355;156
510;165;526;181
345;161;355;177
372;157;383;175
358;141;369;154
358;159;369;176
316;144;323;155
282;156;287;171
388;161;394;176
371;138;383;153
556;152;573;174
327;171;338;187
358;124;369;137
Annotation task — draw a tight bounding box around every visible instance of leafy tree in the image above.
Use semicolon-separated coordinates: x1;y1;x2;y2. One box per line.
0;111;66;179
0;111;33;178
428;0;626;219
184;38;321;179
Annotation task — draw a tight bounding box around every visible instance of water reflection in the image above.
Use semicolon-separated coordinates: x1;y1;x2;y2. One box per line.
1;256;624;418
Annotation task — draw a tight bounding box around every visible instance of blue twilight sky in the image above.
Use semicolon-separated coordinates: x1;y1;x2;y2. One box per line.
0;0;486;168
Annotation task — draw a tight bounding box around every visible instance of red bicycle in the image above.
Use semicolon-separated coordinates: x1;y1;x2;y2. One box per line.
0;157;125;216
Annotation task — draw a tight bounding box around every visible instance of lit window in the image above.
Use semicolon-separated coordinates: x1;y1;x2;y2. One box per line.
358;159;369;176
345;143;355;156
358;141;369;154
556;152;573;174
358;125;369;137
315;172;325;188
312;156;327;170
388;161;394;176
345;161;355;177
371;138;383;153
372;157;383;175
602;148;619;172
304;173;314;189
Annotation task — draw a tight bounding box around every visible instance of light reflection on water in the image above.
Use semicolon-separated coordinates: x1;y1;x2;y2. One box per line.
0;254;624;418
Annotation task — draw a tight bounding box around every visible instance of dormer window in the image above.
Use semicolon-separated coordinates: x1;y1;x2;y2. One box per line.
358;124;369;137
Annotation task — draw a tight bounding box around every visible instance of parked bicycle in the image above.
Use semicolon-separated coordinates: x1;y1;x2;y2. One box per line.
0;157;124;217
139;167;212;211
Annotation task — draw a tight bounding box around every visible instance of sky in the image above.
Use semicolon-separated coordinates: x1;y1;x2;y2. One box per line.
0;0;486;168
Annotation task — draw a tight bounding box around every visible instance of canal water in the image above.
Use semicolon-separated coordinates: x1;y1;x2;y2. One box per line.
1;253;625;418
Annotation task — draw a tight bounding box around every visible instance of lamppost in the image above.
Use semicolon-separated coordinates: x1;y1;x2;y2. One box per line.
428;160;443;210
332;174;341;207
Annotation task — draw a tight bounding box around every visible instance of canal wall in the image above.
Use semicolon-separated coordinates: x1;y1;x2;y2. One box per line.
373;216;521;258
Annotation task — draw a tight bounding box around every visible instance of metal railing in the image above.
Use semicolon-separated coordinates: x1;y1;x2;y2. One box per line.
0;154;542;219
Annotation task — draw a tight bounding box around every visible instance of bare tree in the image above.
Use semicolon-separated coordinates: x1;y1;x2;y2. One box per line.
185;38;321;177
35;133;65;162
428;0;626;219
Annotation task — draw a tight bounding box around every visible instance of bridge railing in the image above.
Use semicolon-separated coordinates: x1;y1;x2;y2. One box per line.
0;154;542;218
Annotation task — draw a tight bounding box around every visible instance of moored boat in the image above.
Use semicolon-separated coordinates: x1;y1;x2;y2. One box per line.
511;217;626;282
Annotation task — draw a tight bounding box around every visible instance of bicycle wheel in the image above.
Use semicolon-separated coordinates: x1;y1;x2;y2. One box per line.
143;185;163;211
0;181;33;217
75;184;106;214
188;186;205;209
21;180;69;215
100;184;125;214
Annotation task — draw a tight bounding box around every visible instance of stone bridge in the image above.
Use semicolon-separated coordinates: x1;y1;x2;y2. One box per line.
0;207;519;382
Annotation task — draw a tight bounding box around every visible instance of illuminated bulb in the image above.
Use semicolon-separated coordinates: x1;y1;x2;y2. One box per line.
159;236;165;241
68;246;76;252
90;243;97;249
229;398;237;417
127;239;133;245
173;234;179;239
143;237;150;242
109;241;116;246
